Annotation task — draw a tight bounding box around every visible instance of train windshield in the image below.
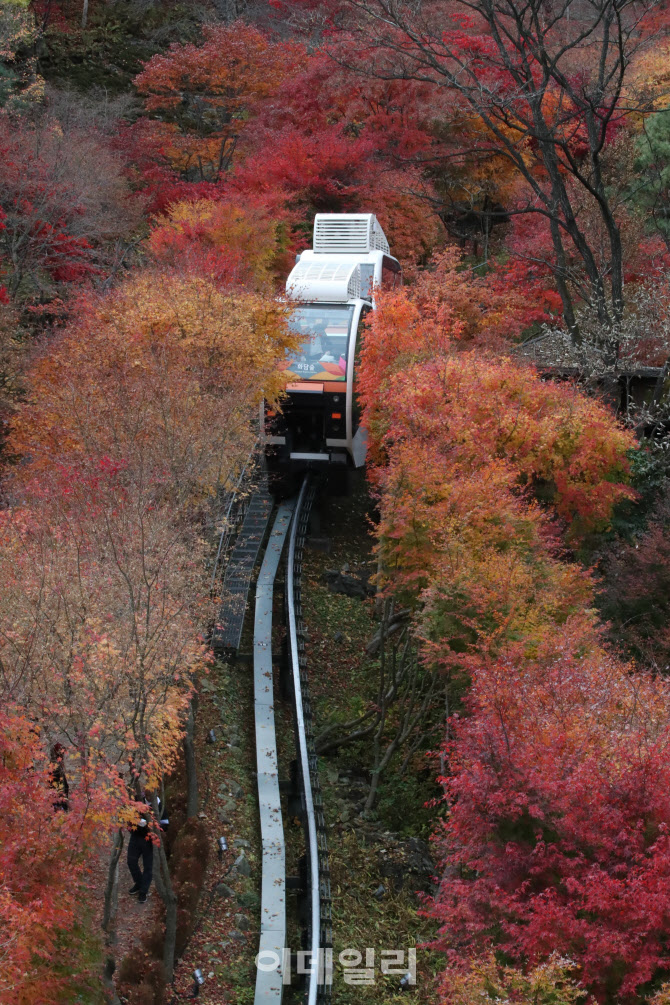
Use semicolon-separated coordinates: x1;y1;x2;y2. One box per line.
283;304;355;382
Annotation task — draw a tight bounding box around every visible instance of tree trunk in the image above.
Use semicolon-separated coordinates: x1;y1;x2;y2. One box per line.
102;828;124;936
364;606;390;814
481;196;490;266
365;733;402;813
216;0;243;24
102;960;122;1005
363;632;437;814
159;842;178;981
183;696;199;818
549;216;578;336
102;829;124;1005
374;549;384;617
150;799;178;982
81;0;89;28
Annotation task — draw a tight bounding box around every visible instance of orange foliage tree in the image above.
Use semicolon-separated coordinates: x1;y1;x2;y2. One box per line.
146;196;292;291
439;952;587;1005
360;270;634;658
1;265;299;983
5;264;297;791
0;492;207;794
356;256;659;997
0;706;124;1004
10;267;297;507
134;22;302;182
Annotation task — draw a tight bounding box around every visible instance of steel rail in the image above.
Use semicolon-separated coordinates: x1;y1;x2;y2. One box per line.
286;476;322;1005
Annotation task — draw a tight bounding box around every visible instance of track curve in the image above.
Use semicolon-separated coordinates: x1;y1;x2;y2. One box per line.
252;476;331;1004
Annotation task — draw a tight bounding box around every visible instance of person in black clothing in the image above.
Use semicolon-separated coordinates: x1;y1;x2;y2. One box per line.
127;796;168;904
128;802;153;903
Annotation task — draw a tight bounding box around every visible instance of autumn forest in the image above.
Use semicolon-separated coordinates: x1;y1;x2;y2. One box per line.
3;0;670;1002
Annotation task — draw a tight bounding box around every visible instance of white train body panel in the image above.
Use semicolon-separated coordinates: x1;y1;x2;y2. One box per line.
265;214;401;477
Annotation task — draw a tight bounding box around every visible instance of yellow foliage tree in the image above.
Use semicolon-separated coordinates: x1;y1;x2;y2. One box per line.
146;197;292;291
441;954;589;1005
10;267;298;511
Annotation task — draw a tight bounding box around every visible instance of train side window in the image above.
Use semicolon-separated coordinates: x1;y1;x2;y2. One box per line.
382;256;401;289
359;264;375;299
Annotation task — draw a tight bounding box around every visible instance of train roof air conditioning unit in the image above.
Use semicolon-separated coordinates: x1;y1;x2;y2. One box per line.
313;213;390;255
